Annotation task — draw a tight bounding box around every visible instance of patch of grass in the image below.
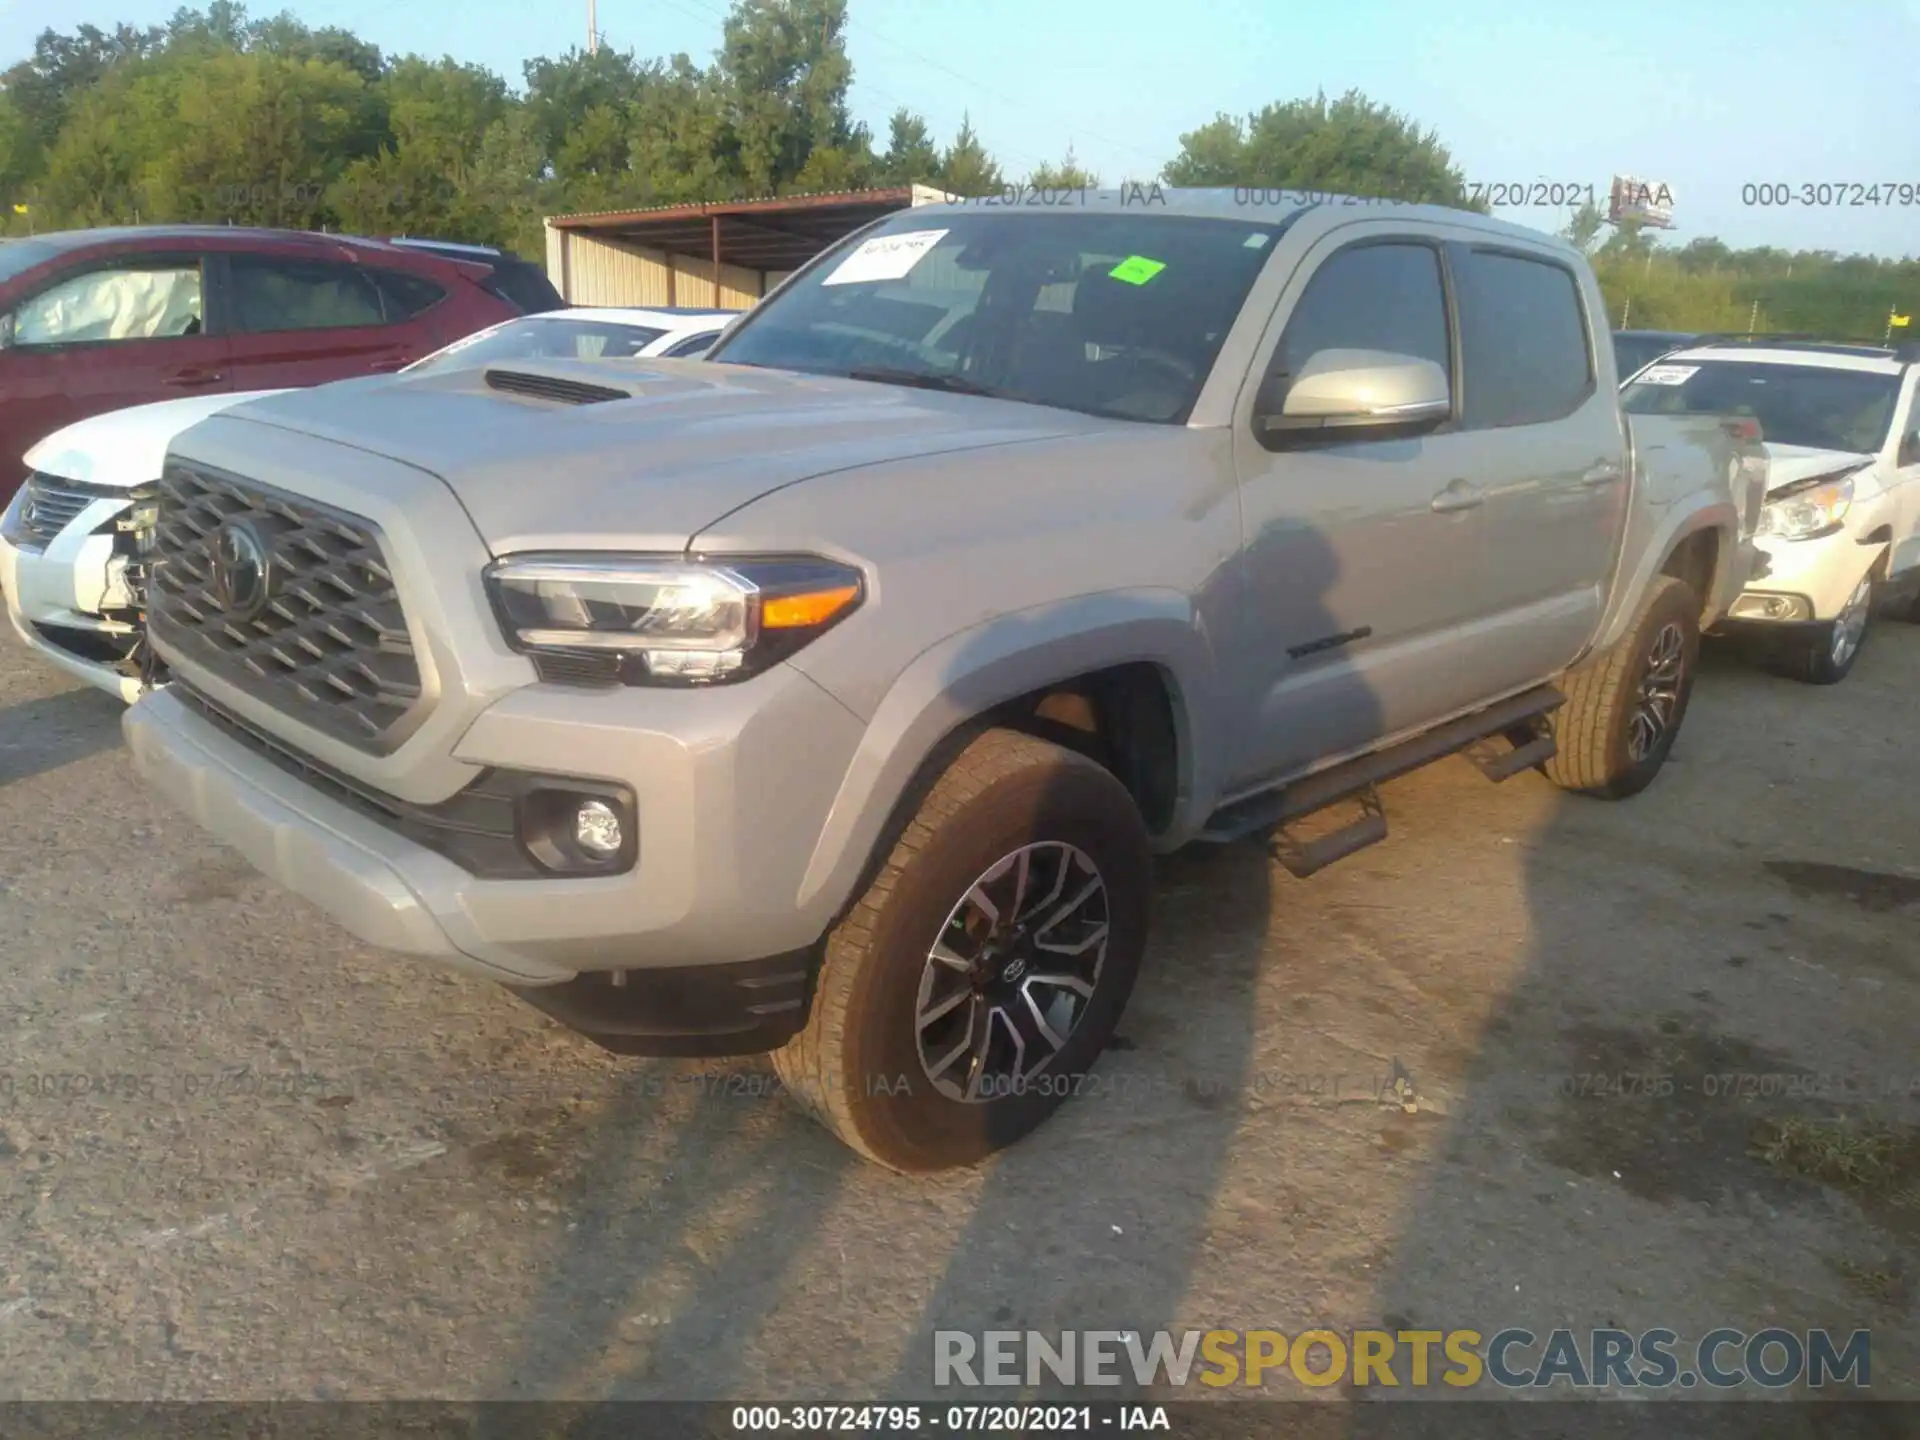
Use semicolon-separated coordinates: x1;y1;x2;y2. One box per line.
1751;1117;1915;1193
1832;1258;1902;1304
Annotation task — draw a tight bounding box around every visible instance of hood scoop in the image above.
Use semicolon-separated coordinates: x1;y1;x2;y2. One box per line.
483;367;635;406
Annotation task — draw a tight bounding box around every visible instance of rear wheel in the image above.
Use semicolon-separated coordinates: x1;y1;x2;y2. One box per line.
1778;570;1874;685
772;728;1152;1172
1543;575;1699;799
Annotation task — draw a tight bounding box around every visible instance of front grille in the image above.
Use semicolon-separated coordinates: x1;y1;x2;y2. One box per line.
6;473;111;549
147;460;422;753
484;369;630;405
175;685;543;879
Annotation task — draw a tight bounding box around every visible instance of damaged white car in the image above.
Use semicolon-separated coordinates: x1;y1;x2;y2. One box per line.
1622;337;1920;683
0;305;735;700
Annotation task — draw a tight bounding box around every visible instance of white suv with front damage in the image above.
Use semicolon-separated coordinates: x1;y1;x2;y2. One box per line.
0;306;735;700
1622;338;1920;683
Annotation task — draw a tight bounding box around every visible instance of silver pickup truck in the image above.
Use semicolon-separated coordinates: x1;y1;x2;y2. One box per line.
122;191;1761;1172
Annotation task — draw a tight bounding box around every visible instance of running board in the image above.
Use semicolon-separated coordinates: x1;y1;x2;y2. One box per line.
1199;684;1566;847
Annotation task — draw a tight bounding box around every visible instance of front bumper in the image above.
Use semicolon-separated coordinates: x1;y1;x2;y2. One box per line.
0;519;147;704
122;663;867;1051
1712;530;1884;629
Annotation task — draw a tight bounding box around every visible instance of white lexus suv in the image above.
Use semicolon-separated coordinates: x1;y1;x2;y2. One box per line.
1622;337;1920;683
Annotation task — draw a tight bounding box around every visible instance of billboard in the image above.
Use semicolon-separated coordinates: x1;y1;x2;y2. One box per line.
1609;175;1675;230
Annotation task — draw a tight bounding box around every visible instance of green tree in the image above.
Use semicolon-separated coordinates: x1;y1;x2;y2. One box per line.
1027;147;1098;189
329;58;512;237
521;47;648;185
1162;88;1479;209
936;114;1001;195
1;20;165;179
1562;199;1605;255
717;0;866;195
873;107;939;186
0;93;37;229
626;58;736;205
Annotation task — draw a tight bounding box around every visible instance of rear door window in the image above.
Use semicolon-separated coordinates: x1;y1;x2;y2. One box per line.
229;257;388;333
372;270;447;321
1454;249;1593;428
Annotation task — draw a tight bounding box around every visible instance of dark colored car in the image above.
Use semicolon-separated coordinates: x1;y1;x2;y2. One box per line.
381;237;566;316
1612;329;1701;381
0;226;562;506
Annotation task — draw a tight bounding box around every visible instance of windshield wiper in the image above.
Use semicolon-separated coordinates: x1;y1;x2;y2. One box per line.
844;366;1013;400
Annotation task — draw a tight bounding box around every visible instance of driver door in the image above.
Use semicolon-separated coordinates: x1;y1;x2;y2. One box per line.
0;252;231;479
1228;230;1495;788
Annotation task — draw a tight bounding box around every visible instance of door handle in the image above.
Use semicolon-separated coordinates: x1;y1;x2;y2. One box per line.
1582;460;1624;486
1430;480;1484;513
164;369;225;388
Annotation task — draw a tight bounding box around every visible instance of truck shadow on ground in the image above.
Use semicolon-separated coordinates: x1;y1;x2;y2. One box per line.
1339;628;1920;1438
478;524;1380;1413
0;685;123;791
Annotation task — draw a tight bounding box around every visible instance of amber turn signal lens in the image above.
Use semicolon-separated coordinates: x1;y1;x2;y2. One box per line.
761;584;861;630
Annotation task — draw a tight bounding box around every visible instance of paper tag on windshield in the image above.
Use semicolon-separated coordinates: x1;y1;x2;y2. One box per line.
821;229;948;286
1635;364;1698;385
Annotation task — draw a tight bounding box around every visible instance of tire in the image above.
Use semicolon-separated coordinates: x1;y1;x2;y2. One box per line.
1881;576;1920;625
1542;574;1700;800
771;728;1152;1173
1775;570;1874;685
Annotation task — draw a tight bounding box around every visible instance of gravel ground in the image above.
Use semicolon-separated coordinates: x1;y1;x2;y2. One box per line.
1;621;1917;1405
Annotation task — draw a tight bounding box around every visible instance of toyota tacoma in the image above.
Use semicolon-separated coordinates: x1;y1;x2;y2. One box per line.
121;191;1762;1171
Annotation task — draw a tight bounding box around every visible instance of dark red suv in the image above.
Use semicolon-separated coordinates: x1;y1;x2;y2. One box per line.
0;226;562;505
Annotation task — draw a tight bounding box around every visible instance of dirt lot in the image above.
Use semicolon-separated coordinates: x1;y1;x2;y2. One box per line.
1;619;1917;1406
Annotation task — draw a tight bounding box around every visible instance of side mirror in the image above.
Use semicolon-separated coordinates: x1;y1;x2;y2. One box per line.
1257;348;1451;439
1900;431;1920;468
0;313;13;351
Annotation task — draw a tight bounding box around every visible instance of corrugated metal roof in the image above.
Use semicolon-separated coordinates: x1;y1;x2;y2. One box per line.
546;186;916;228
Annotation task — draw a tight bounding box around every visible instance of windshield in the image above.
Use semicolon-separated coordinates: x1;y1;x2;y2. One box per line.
1622;359;1901;453
708;211;1285;423
405;316;672;376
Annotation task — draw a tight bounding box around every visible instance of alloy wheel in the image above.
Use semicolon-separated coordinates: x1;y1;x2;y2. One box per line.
914;841;1111;1103
1628;621;1687;762
1830;575;1872;668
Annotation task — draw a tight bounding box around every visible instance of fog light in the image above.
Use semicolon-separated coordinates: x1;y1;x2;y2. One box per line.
573;799;623;857
1730;593;1811;621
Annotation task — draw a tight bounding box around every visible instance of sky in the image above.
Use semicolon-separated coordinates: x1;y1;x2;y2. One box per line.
4;0;1920;258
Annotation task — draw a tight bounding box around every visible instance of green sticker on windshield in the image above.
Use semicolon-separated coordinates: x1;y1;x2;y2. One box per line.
1108;255;1167;285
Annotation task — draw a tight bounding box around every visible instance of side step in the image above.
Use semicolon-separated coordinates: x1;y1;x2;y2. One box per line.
1462;719;1558;783
1269;787;1387;879
1199;684;1566;860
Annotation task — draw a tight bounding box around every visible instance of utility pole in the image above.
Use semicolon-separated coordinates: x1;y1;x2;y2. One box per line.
1747;298;1760;335
588;0;597;54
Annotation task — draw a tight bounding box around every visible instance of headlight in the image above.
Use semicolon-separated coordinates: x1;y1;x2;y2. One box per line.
1757;473;1854;541
485;553;864;686
121;483;162;555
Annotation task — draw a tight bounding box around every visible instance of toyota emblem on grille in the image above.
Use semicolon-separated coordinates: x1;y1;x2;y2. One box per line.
210;519;273;621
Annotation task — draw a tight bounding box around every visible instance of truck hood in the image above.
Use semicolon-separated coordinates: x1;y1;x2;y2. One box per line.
1760;443;1875;495
26;389;295;489
205;359;1099;553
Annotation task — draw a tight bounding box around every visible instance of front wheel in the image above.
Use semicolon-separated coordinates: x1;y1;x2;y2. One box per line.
1777;570;1875;685
1543;574;1700;799
772;728;1152;1172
